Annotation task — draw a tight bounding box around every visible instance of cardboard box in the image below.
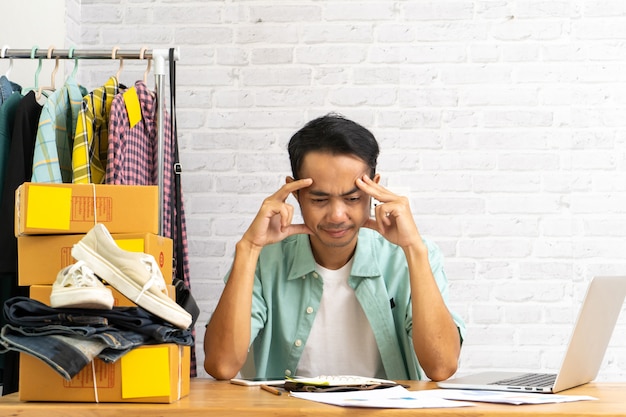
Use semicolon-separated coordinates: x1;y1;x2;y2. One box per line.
15;182;159;236
18;233;173;285
29;284;177;307
19;344;190;403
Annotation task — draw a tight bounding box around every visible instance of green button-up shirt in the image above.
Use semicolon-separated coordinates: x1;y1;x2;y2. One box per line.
231;228;466;380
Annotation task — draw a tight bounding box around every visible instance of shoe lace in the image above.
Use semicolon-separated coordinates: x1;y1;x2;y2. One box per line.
62;261;100;288
135;256;168;302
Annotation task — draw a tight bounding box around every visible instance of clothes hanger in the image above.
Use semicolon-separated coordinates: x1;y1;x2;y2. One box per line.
68;46;79;79
33;46;41;90
139;47;151;84
112;46;124;81
1;45;13;78
21;46;43;94
36;46;59;100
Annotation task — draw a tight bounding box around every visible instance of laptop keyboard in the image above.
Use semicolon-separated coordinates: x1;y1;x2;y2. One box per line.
490;373;557;388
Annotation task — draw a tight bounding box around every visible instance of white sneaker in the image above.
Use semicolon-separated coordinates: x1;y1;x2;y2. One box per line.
50;260;115;309
71;223;192;329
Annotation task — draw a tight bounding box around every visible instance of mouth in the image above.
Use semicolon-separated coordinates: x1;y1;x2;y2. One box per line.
320;226;352;239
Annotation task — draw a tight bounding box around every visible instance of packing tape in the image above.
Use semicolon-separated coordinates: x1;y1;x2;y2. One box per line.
90;183;97;225
178;345;183;400
91;360;100;403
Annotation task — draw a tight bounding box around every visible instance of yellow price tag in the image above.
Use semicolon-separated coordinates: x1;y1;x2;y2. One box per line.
123;87;142;128
121;346;171;398
26;186;72;230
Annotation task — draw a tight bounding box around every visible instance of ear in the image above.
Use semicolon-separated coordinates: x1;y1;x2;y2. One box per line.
286;176;299;201
372;173;381;184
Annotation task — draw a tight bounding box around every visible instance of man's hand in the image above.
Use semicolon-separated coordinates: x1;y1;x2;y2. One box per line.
241;178;314;249
356;175;422;249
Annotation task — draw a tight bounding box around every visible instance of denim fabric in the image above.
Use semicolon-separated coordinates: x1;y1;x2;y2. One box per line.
0;75;21;106
1;297;194;380
2;322;148;353
3;296;194;345
1;326;108;380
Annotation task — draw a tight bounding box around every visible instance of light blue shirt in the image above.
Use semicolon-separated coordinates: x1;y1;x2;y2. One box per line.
31;76;87;183
231;228;466;380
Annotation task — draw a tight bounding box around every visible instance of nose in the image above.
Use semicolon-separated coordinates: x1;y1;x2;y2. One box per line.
328;199;348;222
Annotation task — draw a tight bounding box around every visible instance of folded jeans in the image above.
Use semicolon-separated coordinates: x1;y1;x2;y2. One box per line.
0;297;195;380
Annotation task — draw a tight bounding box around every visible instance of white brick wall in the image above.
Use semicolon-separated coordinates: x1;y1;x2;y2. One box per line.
67;0;626;381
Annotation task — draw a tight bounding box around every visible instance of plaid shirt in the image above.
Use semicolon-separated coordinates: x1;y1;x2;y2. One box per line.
31;77;87;183
106;80;196;376
72;77;120;184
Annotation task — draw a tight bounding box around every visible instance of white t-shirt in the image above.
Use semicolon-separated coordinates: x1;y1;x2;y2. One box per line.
296;257;385;378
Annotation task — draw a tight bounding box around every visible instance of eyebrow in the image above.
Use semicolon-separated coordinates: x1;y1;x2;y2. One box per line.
308;186;361;197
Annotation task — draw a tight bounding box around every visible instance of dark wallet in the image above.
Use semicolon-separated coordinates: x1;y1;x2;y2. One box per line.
283;381;405;393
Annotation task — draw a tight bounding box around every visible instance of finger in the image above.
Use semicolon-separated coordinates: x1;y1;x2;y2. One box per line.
375;203;394;227
276;178;313;201
281;204;294;230
356;175;396;203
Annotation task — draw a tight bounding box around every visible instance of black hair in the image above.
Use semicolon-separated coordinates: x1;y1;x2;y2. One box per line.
287;113;379;179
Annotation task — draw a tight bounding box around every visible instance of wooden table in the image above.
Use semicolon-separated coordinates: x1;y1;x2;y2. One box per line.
1;379;625;416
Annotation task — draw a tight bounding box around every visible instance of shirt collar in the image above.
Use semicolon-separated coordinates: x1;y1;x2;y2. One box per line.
285;229;383;280
0;75;21;103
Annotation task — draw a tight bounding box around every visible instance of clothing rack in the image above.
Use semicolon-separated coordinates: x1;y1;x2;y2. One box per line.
0;47;180;236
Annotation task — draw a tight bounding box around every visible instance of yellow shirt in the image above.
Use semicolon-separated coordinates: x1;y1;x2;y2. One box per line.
72;76;120;184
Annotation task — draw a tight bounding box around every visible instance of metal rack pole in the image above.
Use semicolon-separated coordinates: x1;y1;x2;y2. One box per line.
0;48;181;60
153;49;169;236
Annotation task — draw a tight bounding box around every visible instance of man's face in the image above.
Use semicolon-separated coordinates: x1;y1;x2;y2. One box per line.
293;151;378;254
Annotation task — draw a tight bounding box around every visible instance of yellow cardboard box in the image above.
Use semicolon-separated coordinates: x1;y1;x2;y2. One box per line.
19;344;190;403
15;182;159;236
18;233;173;285
29;284;177;307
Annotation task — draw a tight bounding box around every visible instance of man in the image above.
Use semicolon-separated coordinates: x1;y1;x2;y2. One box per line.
204;114;465;381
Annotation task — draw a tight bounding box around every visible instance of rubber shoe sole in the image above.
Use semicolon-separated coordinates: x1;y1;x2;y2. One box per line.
50;286;114;309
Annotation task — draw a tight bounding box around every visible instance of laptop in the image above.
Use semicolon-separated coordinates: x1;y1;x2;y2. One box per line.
437;275;626;393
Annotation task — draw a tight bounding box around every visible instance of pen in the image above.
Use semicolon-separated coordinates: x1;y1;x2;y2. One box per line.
260;384;282;396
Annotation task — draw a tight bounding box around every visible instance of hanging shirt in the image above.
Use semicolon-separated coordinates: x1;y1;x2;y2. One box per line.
105;80;196;376
0;93;23;203
106;81;163;185
0;75;21;107
31;76;88;183
0;91;43;274
0;76;23;395
0;76;21;196
72;76;121;184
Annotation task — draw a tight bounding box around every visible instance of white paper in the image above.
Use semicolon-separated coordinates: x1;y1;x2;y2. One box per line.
289;385;474;409
423;389;597;405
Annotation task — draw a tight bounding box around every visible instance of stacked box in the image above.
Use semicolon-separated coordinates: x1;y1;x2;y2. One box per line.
19;345;190;403
18;232;173;286
14;182;189;403
15;182;159;236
